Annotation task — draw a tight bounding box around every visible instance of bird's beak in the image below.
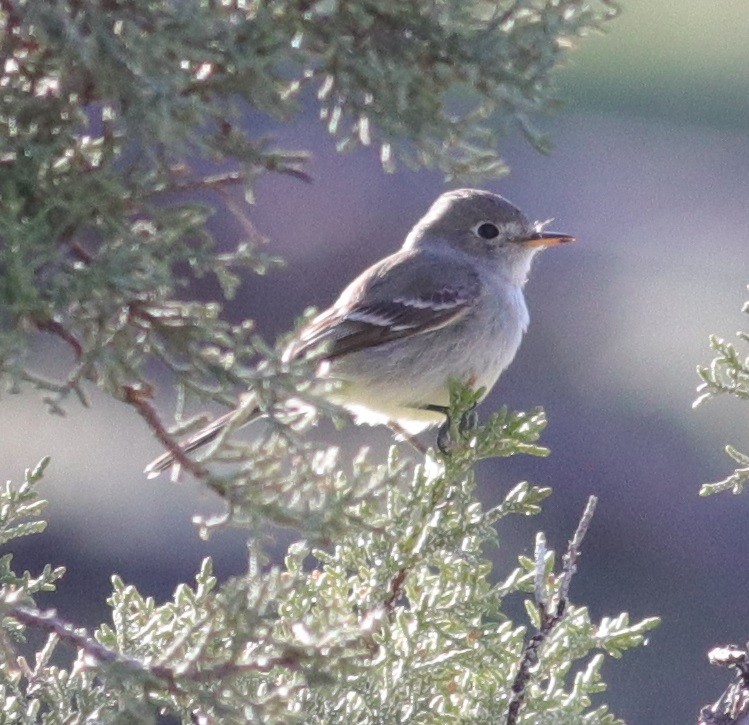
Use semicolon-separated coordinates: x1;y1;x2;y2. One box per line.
521;231;575;248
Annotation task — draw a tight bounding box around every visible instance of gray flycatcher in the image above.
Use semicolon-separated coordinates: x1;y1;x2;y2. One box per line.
145;188;573;477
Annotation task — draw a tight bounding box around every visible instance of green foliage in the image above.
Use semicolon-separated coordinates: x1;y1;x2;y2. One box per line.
694;300;749;718
0;457;64;649
695;292;749;495
0;1;657;722
0;408;657;722
698;444;749;497
0;458;64;610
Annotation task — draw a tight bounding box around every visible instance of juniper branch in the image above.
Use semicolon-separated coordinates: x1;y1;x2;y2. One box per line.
7;605;305;688
506;495;598;724
698;644;749;724
122;384;210;481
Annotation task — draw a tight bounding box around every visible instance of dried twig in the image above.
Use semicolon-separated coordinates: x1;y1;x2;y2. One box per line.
506;495;598;724
383;568;408;613
122;384;209;480
68;241;93;265
151;170;247;196
34;318;83;359
698;644;749;724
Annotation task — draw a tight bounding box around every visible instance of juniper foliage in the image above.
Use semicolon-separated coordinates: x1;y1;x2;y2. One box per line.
694;292;749;721
694;291;749;496
0;1;660;722
0;422;658;723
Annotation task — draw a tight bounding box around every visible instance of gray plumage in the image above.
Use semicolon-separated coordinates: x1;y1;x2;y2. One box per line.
145;189;572;477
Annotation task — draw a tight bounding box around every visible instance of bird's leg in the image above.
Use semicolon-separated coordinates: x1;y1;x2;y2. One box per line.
437;419;452;454
427;403;478;455
423;404;454;454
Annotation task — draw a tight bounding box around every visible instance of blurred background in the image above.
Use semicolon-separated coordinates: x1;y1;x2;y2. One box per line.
4;0;749;721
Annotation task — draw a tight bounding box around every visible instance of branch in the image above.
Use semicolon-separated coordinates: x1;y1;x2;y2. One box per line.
150;169;248;196
383;568;408;614
7;605;303;689
506;495;598;725
34;318;83;359
698;644;749;724
68;241;94;265
9;605;135;667
122;384;210;480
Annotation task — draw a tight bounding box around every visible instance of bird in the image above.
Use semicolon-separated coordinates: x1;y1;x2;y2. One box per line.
145;188;573;478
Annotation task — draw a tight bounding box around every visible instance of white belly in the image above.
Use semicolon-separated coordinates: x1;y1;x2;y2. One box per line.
327;281;529;433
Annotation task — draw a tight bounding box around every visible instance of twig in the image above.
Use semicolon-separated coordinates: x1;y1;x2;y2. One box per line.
68;241;93;265
9;606;135;667
216;186;268;247
698;644;749;724
151;170;247;196
0;0;23;34
383;568;408;613
387;422;429;455
7;605;302;689
35;318;83;359
506;495;598;725
558;495;597;606
122;384;210;480
168;655;302;683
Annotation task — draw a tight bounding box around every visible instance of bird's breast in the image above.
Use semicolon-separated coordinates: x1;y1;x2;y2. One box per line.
464;281;528;394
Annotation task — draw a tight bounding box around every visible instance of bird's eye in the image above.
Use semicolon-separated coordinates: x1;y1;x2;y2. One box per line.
474;222;500;240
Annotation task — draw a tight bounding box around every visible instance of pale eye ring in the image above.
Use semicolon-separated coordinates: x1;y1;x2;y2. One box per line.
473;221;500;240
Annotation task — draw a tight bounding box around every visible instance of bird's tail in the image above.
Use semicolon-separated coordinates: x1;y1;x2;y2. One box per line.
144;408;256;479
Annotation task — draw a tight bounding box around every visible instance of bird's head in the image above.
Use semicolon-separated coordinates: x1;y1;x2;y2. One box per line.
404;189;573;283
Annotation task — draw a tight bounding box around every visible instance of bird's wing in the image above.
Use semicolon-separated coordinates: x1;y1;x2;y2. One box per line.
285;249;482;361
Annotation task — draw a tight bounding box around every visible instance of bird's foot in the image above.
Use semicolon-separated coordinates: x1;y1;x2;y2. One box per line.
459;407;479;435
437;405;478;455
